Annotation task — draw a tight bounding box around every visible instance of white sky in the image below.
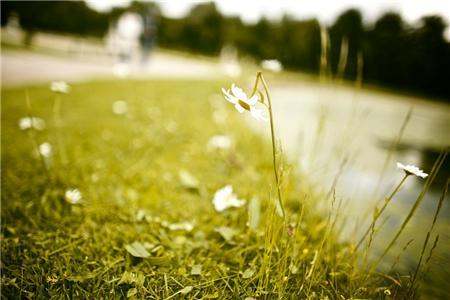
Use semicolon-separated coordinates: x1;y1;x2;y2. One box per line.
86;0;450;25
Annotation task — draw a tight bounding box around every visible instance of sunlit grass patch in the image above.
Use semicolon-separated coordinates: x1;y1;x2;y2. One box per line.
2;79;408;298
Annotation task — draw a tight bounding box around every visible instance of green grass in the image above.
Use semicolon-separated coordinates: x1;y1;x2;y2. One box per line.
2;79;405;298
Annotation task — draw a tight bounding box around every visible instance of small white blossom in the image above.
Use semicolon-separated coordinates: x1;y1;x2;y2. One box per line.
50;81;70;94
38;142;52;158
19;117;46;130
261;59;283;72
208;135;232;150
167;222;194;232
397;162;428;178
213;185;246;212
65;188;82;204
112;100;128;115
221;84;267;122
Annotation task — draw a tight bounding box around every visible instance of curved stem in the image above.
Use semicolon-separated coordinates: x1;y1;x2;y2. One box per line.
356;174;409;249
257;72;285;218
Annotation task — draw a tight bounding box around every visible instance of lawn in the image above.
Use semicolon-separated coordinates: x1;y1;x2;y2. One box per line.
2;79;404;298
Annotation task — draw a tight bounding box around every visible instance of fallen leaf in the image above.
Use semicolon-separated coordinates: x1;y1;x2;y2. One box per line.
242;268;255;279
119;271;145;287
191;264;202;276
179;170;199;189
127;287;138;298
215;226;238;242
180;286;193;294
125;242;150;258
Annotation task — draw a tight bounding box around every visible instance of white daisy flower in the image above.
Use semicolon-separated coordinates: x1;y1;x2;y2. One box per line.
208;135;232;150
50;81;70;94
38;142;52;158
112;100;128;115
212;185;246;212
19;117;46;130
261;59;283;72
65;188;82;204
397;162;428;178
221;84;268;122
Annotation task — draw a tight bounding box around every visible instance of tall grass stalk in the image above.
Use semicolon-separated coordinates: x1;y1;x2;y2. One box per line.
424;234;440;269
408;178;449;295
373;108;413;198
388;238;414;274
373;151;447;268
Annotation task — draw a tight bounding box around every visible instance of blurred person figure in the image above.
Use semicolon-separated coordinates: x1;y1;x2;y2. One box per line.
116;12;143;63
106;11;143;77
4;13;23;44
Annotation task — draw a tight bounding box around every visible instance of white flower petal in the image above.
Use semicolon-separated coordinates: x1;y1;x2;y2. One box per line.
250;107;268;122
397;162;428;178
234;104;245;113
222;88;238;104
231;84;247;100
212;185;245;212
19;117;46;130
39;142;52;158
65;188;82;204
247;94;259;106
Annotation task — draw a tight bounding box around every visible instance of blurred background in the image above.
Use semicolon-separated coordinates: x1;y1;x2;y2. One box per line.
1;0;450;297
2;0;450;98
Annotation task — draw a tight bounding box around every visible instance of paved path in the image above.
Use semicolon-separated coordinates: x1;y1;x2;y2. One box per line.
1;49;222;87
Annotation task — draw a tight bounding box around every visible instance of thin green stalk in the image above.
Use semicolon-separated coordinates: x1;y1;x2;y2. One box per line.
356;174;409;250
53;94;67;165
372;151;447;269
25;90;51;182
256;72;285;218
408;178;448;295
424;234;440;266
388;238;414;274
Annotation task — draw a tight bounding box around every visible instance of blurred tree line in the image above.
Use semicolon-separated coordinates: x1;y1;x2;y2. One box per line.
1;1;449;99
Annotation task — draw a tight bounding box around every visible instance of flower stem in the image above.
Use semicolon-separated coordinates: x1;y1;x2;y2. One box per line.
256;72;285;218
356;173;409;250
25;90;51;182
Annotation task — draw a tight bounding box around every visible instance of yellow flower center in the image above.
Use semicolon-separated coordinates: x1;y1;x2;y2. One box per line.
238;99;251;111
